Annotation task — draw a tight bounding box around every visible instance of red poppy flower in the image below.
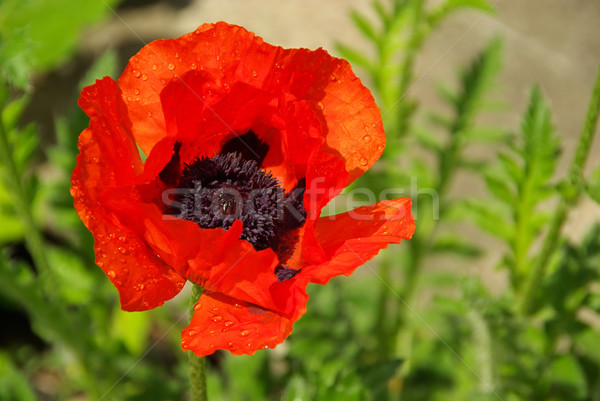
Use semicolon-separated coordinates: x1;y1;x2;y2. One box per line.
71;22;414;356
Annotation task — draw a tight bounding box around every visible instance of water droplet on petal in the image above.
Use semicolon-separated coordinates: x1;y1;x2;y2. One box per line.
147;111;152;117
234;303;243;309
363;134;372;143
359;157;368;166
317;102;324;110
212;316;222;322
168;63;175;71
240;330;250;337
193;303;202;311
138;283;144;290
133;70;141;78
141;74;148;81
224;321;233;327
174;53;179;58
152;64;158;71
107;270;116;279
191;63;197;69
161;79;167;85
227;341;233;348
221;328;228;332
187;330;197;336
252;70;258;77
134;89;140;95
212;307;219;312
118;246;127;254
329;74;336;81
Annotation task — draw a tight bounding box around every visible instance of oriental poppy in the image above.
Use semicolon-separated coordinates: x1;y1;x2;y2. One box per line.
71;22;414;356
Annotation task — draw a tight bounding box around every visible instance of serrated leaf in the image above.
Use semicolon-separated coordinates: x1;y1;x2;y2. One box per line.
351;10;379;42
484;170;514;203
413;126;443;152
432;234;481;257
335;43;373;71
428;0;494;28
586;165;600;204
460;199;513;241
79;48;119;90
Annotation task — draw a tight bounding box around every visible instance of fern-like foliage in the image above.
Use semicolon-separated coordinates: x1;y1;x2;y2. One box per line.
465;86;560;286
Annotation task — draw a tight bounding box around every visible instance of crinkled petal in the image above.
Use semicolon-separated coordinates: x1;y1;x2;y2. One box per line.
182;286;308;356
71;77;185;310
303;198;415;285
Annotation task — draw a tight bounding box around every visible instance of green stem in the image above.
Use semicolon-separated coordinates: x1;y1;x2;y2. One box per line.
0;104;54;293
189;285;207;401
519;65;600;315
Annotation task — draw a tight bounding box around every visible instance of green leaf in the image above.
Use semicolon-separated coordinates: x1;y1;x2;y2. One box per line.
46;246;94;303
79;48;119;90
0;352;37;401
428;0;494;28
484;170;514;204
432;234;482;257
351;10;379;42
335;43;373;71
0;0;119;87
546;356;587;397
112;307;152;355
586;165;600;204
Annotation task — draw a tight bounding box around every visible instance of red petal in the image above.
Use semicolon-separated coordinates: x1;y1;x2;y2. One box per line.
118;22;278;156
182;290;306;356
302;198;415;284
271;47;385;185
72;77;185;311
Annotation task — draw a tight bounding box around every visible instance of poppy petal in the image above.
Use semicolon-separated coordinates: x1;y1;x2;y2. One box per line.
303;198;414;284
182;291;300;357
72;77;185;310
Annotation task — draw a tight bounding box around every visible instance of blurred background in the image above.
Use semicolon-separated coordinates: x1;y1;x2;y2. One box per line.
2;0;600;400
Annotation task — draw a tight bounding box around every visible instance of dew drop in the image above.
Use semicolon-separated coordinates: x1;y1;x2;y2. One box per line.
167;63;175;71
227;341;233;348
223;83;229;89
133;70;141;78
212;315;223;322
134;89;140;95
317;102;324;110
212;307;219;312
224;321;233;327
247;343;252;347
152;64;158;71
133;56;139;62
221;328;228;332
210;330;215;336
138;283;144;290
252;70;258;77
359;157;368;166
141;74;148;81
187;330;197;336
363;134;372;143
175;53;179;58
240;330;250;337
107;270;116;279
193;303;202;311
234;303;243;309
147;111;152;117
118;236;127;242
161;79;167;85
118;246;127;254
329;74;336;81
191;63;197;69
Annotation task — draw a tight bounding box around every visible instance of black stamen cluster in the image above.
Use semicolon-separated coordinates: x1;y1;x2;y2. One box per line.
175;152;306;251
